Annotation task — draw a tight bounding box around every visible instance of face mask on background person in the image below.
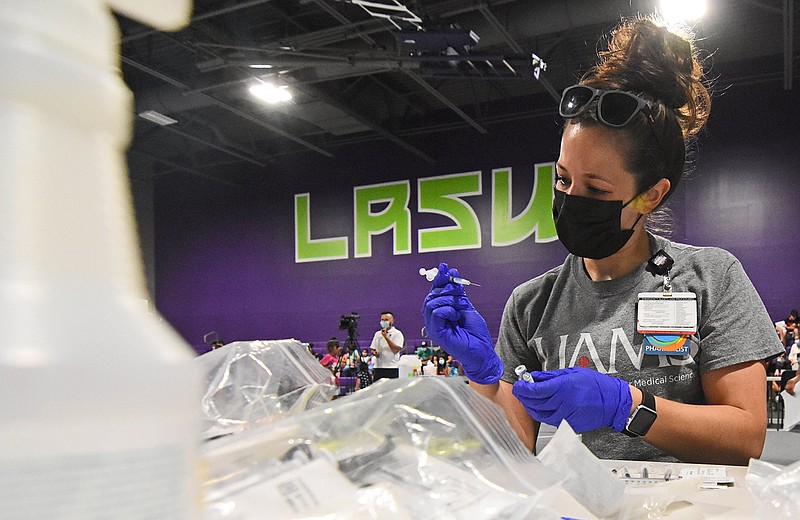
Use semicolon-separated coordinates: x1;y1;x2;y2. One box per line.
380;320;390;329
551;188;645;260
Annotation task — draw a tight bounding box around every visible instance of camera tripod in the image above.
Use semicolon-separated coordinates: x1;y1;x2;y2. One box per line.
343;327;359;354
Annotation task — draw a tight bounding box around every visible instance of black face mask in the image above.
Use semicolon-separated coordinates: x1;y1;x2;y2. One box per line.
552;189;644;260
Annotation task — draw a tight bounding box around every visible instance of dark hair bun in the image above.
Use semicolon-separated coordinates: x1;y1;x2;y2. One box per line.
584;17;711;138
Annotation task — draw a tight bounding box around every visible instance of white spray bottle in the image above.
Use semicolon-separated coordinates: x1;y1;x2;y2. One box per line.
0;0;200;518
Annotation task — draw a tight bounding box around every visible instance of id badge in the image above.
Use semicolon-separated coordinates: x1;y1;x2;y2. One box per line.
643;334;690;356
637;292;697;335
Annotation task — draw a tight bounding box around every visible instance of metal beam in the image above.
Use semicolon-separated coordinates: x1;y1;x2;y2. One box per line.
310;0;381;48
283;1;518;50
121;56;334;158
737;0;784;14
477;3;524;54
476;2;560;102
121;0;276;44
191;17;433;163
281;18;385;49
291;81;436;163
129;149;245;189
785;0;794;90
367;75;427;115
285;1;437;162
403;70;488;134
194;42;354;62
151;123;268;167
127;29;428;162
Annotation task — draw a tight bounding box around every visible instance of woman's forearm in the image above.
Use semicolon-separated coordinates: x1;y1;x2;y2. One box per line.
638;362;767;465
642;398;765;464
471;380;538;452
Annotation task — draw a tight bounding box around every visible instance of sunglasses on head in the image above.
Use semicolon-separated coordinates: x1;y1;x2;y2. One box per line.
559;85;656;127
560;84;669;160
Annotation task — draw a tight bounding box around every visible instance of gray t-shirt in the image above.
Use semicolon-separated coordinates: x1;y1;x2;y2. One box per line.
496;234;784;461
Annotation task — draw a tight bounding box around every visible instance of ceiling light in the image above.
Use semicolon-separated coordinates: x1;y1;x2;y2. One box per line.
249;64;273;69
660;0;707;22
249;83;292;104
138;110;178;126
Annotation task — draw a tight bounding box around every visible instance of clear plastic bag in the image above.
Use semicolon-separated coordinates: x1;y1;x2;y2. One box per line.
745;457;800;518
537;421;625;518
538;422;714;520
201;377;561;519
195;339;337;438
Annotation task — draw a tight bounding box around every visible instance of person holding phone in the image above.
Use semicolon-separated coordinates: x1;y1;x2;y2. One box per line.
370;311;404;380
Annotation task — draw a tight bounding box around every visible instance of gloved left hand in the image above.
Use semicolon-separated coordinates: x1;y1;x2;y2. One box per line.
511;367;632;433
422;262;503;384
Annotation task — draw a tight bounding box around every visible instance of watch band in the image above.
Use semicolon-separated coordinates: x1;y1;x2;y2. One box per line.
639;389;655;412
623;390;657;437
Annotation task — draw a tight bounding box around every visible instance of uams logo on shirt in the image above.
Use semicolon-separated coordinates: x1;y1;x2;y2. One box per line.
533;327;699;374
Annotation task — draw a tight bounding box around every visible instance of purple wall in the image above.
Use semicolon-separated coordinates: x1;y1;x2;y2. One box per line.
154;82;799;353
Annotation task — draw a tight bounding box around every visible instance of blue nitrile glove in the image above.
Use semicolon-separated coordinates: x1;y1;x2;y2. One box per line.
422;262;503;384
511;367;633;433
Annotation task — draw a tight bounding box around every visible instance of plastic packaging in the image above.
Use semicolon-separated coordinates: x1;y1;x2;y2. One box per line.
745;458;800;518
202;377;561;519
537;421;626;518
538;422;715;520
196;339;337;439
0;1;199;518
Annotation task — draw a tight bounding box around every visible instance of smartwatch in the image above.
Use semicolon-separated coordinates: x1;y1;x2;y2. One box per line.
623;390;657;437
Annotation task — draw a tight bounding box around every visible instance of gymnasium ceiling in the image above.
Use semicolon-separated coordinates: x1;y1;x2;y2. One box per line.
118;0;797;187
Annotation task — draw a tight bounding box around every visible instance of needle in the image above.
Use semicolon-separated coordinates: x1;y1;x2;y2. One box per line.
419;267;481;286
452;276;480;287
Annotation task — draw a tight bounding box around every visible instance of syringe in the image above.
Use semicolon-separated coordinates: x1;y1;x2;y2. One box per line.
514;365;535;383
419;267;481;287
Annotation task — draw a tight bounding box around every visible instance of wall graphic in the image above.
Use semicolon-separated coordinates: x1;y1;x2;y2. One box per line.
294;165;557;263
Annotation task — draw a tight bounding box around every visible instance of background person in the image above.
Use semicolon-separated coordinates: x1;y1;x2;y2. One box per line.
423;17;783;465
362;348;377;376
355;355;373;390
319;337;342;373
785;372;800;396
785;309;799;346
370;311;404;380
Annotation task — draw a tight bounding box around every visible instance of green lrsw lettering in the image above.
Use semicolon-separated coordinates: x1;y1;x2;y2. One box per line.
294;193;348;263
417;172;482;252
354;181;411;258
491;163;558;246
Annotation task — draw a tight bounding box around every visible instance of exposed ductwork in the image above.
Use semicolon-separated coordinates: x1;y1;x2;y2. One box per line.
120;0;797;167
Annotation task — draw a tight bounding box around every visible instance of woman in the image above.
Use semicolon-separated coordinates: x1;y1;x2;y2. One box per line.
423;17;783;464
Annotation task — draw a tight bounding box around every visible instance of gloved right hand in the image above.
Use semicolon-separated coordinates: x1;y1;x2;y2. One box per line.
421;262;503;384
511;367;632;433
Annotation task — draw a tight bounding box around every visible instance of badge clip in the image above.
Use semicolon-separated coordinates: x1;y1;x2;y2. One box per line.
646;249;674;296
646;249;674;276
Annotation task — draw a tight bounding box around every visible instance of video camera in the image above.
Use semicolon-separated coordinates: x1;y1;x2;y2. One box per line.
338;312;360;336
